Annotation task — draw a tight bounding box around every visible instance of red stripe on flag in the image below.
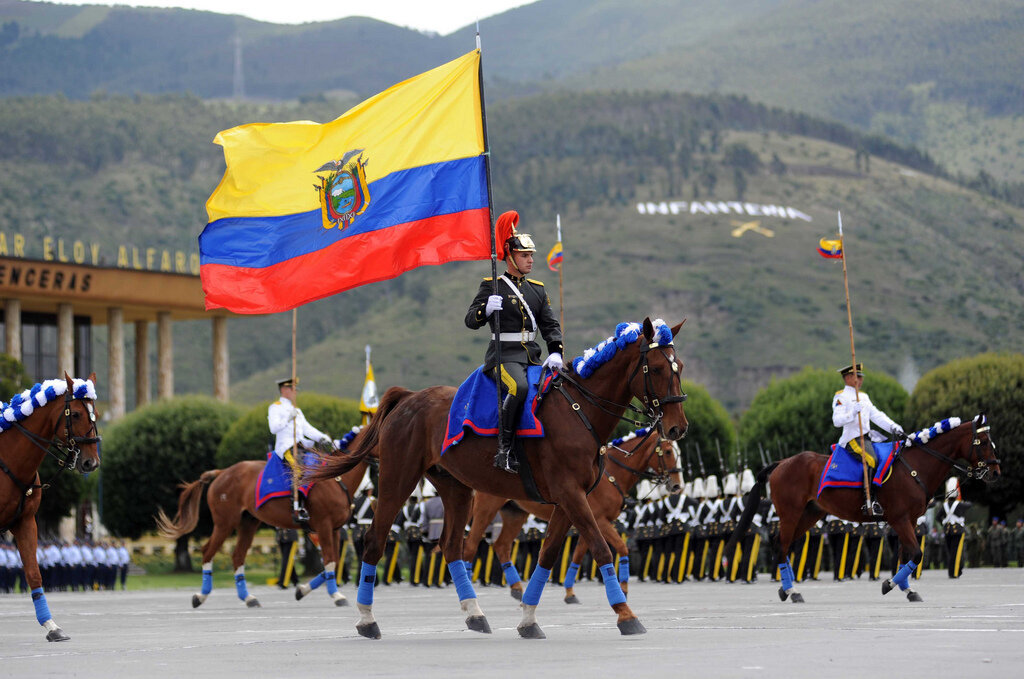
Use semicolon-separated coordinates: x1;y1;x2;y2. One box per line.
201;208;491;314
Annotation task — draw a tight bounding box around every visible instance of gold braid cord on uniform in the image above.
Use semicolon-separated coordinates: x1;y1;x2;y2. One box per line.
846;438;877;468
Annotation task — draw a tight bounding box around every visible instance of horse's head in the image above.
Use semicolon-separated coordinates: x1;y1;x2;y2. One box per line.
963;414;1000;483
659;440;684;494
63;372;101;474
630;318;689;441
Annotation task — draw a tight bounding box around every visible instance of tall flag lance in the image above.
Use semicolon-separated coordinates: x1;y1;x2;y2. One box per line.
547;214;566;338
360;344;379;427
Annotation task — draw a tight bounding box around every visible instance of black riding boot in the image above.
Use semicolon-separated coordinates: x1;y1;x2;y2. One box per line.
494;399;519;473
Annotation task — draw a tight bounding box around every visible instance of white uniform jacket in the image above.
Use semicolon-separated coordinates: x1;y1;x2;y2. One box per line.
832;386;900;449
268;396;329;458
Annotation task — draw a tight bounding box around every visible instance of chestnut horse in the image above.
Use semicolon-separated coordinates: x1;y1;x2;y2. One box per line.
725;415;999;603
462;430;683;603
0;374;101;642
156;444;371;609
311;318;688;639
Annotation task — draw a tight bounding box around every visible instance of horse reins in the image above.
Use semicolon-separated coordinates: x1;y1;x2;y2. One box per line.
0;393;100;531
605;439;682;506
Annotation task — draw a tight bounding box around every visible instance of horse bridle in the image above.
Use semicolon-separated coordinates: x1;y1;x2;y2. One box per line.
550;340;688;447
900;418;1000;494
602;438;684;507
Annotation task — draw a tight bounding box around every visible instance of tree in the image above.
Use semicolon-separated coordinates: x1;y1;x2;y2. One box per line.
739;367;908;462
215;393;362;468
906;353;1024;518
100;396;242;570
0;353;31;399
722;142;762;174
671;380;737;479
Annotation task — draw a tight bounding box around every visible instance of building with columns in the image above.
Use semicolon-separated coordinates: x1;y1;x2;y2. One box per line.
1;256;233;418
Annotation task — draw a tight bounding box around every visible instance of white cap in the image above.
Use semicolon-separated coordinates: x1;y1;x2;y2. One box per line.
421;479;437;498
683;481;693;496
691;477;705;499
723;473;739;496
945;477;959;496
740;469;755;494
704;475;720;498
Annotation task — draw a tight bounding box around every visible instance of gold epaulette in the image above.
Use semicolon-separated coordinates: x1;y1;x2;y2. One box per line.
527;278;545;286
482;277;494;282
272;399;282;405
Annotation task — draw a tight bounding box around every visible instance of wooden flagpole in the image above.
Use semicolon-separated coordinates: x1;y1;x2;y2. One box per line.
290;308;300;510
838;212;876;514
556;214;565;336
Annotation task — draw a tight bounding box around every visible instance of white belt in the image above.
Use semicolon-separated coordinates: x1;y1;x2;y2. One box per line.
492;331;536;342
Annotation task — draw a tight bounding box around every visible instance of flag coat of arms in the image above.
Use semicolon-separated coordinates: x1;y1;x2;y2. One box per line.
546;241;563;271
200;50;490;313
817;236;843;259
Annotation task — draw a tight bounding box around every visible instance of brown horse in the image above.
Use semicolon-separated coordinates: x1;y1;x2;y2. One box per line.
311;318;688;639
461;430;683;603
156;443;371;608
0;373;101;642
726;415;1000;603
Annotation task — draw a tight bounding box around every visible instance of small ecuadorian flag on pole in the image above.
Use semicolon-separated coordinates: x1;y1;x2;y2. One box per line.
547;214;564;271
817;236;843;259
360;344;379;426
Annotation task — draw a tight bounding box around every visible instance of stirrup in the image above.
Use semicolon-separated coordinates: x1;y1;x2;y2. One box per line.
494;448;518;474
293;506;310;524
862;500;883;517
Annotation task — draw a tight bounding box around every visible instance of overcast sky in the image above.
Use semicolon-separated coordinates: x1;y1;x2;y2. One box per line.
46;0;538;35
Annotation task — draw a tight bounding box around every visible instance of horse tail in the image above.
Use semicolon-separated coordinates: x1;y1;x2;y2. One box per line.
155;470;222;539
722;462;779;560
309;386;413;482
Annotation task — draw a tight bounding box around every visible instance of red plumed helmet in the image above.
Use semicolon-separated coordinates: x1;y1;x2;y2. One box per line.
495;210;519;261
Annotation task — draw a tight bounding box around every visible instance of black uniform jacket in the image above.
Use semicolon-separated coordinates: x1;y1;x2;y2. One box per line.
465;274;563;370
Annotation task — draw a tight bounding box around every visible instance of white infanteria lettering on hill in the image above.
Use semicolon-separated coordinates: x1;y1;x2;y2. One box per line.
636;200;812;221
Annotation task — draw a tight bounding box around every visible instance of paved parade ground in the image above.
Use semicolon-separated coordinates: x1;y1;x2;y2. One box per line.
2;569;1023;678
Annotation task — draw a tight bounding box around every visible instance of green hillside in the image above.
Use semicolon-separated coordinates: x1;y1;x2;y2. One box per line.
2;91;1016;414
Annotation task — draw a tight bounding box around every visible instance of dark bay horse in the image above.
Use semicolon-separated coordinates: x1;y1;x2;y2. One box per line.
156;444;371;608
311;318;688;639
461;430;683;603
726;415;999;603
0;374;101;642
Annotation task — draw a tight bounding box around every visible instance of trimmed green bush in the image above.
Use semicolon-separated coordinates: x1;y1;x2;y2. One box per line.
215;393;362;468
907;353;1024;516
739;366;908;462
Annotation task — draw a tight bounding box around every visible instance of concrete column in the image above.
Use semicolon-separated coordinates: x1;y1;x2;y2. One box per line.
57;302;74;375
156;311;173;400
212;315;229;402
107;307;125;419
4;298;21;360
135;320;150;407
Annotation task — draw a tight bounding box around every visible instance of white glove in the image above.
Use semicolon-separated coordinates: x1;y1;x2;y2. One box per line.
287;408;298;422
892;425;905;438
542;352;563;371
848;401;863;414
485;294;503;316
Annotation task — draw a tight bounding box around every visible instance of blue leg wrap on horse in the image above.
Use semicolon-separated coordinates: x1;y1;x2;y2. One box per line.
618;556;630;583
601;564;627;606
201;570;213;595
357;562;377;606
779;560;794;591
448;559;477;601
307;571;327;590
464;560;473;573
325;572;337;596
564;562;581;589
31;588;51;625
892;561;916;590
501;561;521;586
522;566;551;606
234;573;249;600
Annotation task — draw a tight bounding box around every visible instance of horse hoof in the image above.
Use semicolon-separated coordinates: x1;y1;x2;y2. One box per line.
295;585;309;601
881;579;895;596
356;622;381;640
510;588;523;601
907;591;923;602
46;628;70;642
334;598;349;607
517;622;546;639
790;593;805;604
777;587;789;602
192;595;204;609
466;615;492;634
617;617;647;635
246;598;261;608
564;594;580;605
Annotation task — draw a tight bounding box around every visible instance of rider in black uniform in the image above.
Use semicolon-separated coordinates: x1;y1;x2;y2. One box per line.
465;210;563;473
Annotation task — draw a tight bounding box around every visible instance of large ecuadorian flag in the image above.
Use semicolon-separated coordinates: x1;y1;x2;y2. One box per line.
200;51;490;314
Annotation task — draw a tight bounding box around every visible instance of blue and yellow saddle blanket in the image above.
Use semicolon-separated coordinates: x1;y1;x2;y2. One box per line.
816;439;903;498
255;451;315;509
442;365;555;455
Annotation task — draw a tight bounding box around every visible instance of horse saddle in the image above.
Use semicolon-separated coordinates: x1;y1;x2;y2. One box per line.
255;452;315;510
816;440;903;498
